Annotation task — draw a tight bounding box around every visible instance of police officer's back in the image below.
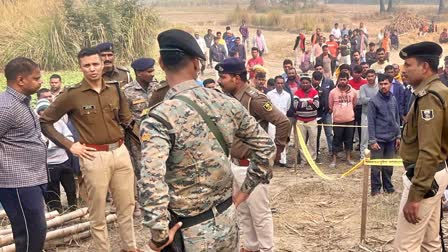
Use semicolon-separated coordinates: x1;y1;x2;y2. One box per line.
138;29;275;252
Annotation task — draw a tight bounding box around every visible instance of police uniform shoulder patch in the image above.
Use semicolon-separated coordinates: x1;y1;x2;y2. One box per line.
245;88;259;98
105;80;120;85
263;101;273;111
140;102;163;117
116;66;130;72
122;82;133;90
64;83;82;92
421;109;434;121
141;132;151;142
153;81;168;91
417;90;427;97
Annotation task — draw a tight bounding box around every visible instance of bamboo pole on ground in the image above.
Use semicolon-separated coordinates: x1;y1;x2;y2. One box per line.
0;214;116;252
0;211;60;236
0;230;93;252
0;208;89;246
360;150;371;243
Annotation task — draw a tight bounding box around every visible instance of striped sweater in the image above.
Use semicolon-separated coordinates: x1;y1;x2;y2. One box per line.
293;88;320;122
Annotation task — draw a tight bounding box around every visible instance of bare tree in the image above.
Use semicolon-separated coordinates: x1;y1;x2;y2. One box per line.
439;0;445;14
380;0;386;13
387;0;393;12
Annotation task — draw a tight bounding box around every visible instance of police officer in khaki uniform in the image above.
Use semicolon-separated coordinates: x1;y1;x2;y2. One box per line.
394;41;448;251
123;58;158;217
40;47;140;252
217;58;290;252
97;42;132;88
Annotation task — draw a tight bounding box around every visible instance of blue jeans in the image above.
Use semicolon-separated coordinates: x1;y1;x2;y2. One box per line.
317;112;333;154
370;141;395;193
0;185;47;252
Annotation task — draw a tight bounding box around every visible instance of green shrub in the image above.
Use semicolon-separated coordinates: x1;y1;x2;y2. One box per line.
0;0;161;70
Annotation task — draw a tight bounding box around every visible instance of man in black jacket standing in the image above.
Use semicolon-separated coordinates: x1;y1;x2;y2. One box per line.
312;71;335;163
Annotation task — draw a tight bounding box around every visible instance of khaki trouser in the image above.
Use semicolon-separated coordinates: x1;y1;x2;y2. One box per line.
297;119;318;161
80;144;136;251
394;167;448;252
268;123;287;164
286;117;297;167
231;162;274;252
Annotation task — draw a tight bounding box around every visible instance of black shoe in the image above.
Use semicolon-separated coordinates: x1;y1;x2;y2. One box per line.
278;163;286;168
385;189;395;194
315;157;322;164
371;191;381;196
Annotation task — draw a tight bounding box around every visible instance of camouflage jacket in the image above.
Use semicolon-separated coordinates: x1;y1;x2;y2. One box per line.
138;80;275;243
122;80;157;126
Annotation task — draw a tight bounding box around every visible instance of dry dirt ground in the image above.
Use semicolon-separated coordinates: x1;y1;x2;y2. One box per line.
3;3;448;252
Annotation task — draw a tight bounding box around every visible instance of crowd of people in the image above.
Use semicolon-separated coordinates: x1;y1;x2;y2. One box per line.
1;19;448;252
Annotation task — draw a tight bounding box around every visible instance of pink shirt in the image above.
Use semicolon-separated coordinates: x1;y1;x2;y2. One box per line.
329;86;358;123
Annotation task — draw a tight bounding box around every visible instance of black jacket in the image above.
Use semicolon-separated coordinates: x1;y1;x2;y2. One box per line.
314;78;335;117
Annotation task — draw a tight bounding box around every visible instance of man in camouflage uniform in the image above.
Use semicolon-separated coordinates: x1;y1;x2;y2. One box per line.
97;42;132;88
394;42;448;251
122;57;158;217
138;29;276;252
217;57;290;252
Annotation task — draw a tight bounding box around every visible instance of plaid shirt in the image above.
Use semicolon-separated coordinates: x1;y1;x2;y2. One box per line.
0;87;48;188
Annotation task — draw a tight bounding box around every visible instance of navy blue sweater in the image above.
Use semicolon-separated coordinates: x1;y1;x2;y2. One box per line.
367;91;401;144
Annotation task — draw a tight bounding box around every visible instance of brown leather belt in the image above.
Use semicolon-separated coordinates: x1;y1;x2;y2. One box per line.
85;139;124;152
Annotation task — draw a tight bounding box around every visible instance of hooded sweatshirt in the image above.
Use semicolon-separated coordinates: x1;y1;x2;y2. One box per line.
328;85;358;123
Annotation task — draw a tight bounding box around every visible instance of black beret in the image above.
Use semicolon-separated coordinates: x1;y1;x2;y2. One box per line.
96;42;114;53
215;58;246;74
399;41;442;60
131;58;155;71
158;29;206;60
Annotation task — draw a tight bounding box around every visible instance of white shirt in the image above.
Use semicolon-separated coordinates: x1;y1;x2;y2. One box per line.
331;28;341;39
195;37;207;54
267;88;291;115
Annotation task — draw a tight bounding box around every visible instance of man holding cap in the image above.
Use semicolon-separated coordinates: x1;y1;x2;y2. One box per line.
123;57;158;217
138;29;275;252
97;42;132;88
394;41;448;251
217;57;290;252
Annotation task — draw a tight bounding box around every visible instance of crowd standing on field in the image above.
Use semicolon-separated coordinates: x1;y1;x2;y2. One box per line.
1;19;448;252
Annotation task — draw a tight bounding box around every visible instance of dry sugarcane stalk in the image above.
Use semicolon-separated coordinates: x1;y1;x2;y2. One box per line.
0;231;92;252
0;214;115;251
0;211;60;236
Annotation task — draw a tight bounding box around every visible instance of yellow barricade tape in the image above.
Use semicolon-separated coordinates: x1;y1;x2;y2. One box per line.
364;158;403;166
295;125;403;180
296;125;364;180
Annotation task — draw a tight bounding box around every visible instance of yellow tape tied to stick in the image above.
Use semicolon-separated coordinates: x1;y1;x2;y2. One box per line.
295;125;403;180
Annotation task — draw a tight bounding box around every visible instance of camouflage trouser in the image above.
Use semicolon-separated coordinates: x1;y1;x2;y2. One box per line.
182;205;239;252
124;135;142;200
